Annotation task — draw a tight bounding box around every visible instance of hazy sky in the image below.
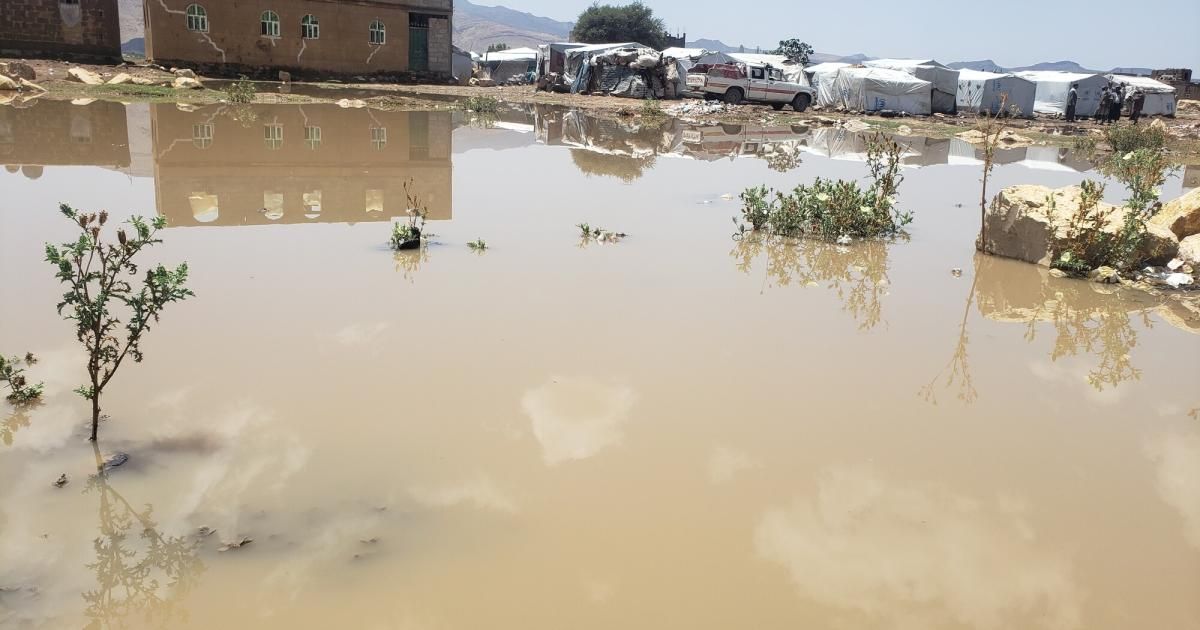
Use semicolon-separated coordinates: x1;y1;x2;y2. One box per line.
480;0;1200;70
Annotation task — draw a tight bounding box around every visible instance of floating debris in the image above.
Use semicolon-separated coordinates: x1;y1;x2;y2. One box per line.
218;536;253;552
951;268;964;277
53;474;68;488
99;452;129;472
196;526;216;538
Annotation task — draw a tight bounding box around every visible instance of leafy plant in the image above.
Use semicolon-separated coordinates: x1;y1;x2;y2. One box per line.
576;223;626;243
1104;123;1166;155
1071;134;1098;156
468;239;488;251
640;98;665;118
573;2;669;49
222;75;257;104
44;205;194;441
0;353;43;405
772;39;814;65
735;133;911;241
463;95;500;113
390;180;428;250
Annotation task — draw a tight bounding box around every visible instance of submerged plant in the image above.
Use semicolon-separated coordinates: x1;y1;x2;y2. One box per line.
576;223;626;243
390;180;428;250
463;95;500;113
0;353;43;405
45;205;194;441
735;133;910;241
468;238;488;251
222;75;257;104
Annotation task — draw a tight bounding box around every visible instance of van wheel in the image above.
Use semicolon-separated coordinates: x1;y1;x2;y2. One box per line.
724;88;744;105
791;94;811;112
771;103;785;111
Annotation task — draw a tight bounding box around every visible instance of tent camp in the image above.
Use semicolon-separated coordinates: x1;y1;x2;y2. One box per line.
829;67;932;115
1016;71;1109;117
806;62;850;104
1106;74;1177;116
956;70;1036;117
865;59;959;113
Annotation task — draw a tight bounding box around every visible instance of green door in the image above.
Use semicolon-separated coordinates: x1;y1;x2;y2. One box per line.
409;14;429;72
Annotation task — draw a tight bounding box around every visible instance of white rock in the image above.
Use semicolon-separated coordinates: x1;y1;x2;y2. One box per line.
106;72;132;85
67;67;104;85
172;77;203;90
173;68;197;79
0;75;17;91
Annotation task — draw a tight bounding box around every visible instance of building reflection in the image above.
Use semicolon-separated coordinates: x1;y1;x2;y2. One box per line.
729;233;893;330
150;104;453;227
0;100;130;172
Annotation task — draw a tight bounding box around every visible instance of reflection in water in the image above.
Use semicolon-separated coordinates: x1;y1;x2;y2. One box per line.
1;402;38;446
1144;428;1200;550
921;274;979;405
730;233;892;330
974;256;1150;392
394;248;431;282
83;446;204;629
521;377;636;466
756;465;1083;630
0;100;131;169
151;104;453;227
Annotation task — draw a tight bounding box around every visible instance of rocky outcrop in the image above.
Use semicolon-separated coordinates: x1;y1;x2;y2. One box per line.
1178;235;1200;268
979;184;1179;267
1150;187;1200;240
67;67;104;85
0;62;36;81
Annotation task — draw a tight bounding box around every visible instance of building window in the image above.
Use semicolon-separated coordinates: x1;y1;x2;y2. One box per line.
369;19;386;45
304;126;321;150
192;123;213;149
264;124;283;150
261;11;280;37
370;126;387;150
186;4;208;32
60;0;81;4
301;14;319;39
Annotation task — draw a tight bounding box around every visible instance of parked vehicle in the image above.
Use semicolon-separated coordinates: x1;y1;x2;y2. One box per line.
690;63;816;111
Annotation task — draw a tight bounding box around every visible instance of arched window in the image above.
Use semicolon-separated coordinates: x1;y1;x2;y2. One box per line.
301;14;319;39
185;4;208;32
260;11;280;37
369;19;386;45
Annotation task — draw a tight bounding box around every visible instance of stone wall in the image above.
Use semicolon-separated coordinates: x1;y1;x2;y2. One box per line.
0;0;121;60
427;15;451;74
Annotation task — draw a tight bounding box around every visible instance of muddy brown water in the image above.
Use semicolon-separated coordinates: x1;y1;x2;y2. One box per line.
1;101;1198;629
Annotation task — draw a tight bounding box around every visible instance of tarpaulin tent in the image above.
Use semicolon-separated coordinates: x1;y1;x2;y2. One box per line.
956;70;1036;117
1105;74;1177;116
830;67;932;115
482;47;538;84
1016;71;1109;117
451;46;474;86
730;53;804;83
865;59;959;114
661;47;736;72
806;62;850;104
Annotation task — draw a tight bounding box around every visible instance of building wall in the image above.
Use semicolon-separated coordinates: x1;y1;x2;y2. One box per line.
144;0;453;77
0;0;121;60
150;103;452;227
0;100;130;173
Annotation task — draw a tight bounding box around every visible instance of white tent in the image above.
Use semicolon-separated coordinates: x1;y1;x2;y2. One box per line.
1106;74;1177;116
806;62;850;105
661;47;736;72
1016;71;1109;117
830;67;932;115
956;70;1036;117
730;53;804;83
865;59;959;113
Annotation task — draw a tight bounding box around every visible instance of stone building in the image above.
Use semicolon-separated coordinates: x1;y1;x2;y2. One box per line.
1151;68;1200;100
143;0;453;78
0;0;122;61
150;104;452;227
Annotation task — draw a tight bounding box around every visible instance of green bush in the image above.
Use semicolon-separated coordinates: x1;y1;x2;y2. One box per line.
1104;124;1166;154
463;95;500;113
0;354;43;405
222;75;257;104
736;133;911;241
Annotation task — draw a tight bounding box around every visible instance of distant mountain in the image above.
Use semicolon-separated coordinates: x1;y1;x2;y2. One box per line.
454;0;572;52
1008;60;1097;73
688;39;740;53
122;37;144;55
118;0;143;48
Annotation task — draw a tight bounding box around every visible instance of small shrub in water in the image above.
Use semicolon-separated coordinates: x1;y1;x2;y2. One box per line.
463;95;500;113
45;205;193;441
223;75;257;104
1104;124;1167;155
468;239;488;251
0;353;43;405
390;180;428;250
576;223;626;243
736;133;910;241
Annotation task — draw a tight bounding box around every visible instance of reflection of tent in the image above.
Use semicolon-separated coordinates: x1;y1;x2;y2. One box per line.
830;67;932;115
956;70;1036;117
1016;71;1108;117
1105;75;1177;116
865;59;959;113
807;62;850;102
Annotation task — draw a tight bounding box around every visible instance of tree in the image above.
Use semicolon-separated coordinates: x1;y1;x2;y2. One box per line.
486;43;510;53
45;205;193;441
572;2;668;50
773;39;814;65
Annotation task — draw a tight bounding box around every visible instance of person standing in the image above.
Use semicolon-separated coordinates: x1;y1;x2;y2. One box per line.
1096;87;1112;124
1110;84;1125;123
1065;83;1079;122
1130;89;1146;124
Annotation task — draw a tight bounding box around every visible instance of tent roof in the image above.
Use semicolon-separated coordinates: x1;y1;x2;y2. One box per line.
839;66;931;87
1016;71;1103;83
957;69;1034;83
867;58;950;69
806;62;850;74
661;47;706;58
1106;74;1175;93
483;48;538;61
567;42;651;53
730;53;795;67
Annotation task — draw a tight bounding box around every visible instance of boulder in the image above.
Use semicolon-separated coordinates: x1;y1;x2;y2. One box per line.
0;75;17;91
172;77;203;90
173;68;197;79
106;72;132;85
67;67;104;85
0;62;35;81
1149;187;1200;240
1178;234;1200;267
1089;266;1120;284
979;184;1179;267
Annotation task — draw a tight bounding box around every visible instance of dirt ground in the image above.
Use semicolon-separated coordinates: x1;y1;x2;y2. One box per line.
4;56;1200;162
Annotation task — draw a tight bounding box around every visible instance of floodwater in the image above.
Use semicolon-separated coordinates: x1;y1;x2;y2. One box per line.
1;100;1198;630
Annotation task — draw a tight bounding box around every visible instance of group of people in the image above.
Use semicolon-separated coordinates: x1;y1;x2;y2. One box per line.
1065;82;1148;124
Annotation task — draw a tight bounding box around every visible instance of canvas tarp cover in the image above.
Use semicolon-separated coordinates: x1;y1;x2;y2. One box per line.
830;67;932;115
661;48;736;72
1016;71;1109;117
562;42;651;82
807;63;849;105
865;59;959;113
730;53;804;83
1106;74;1177;116
956;70;1036;117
